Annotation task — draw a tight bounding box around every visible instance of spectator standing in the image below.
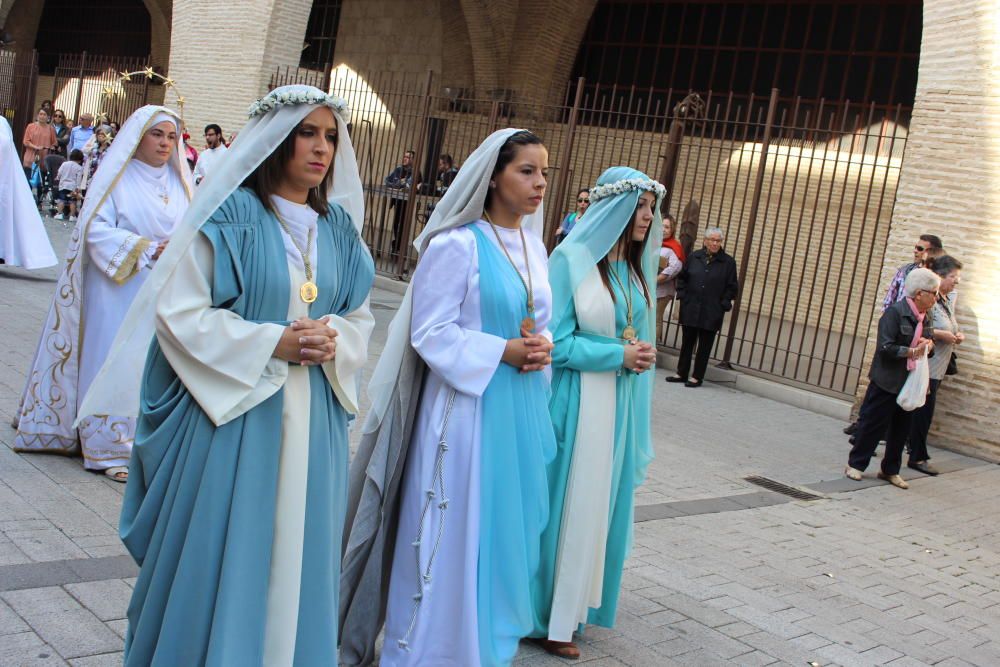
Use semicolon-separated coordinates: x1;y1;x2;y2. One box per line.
21;109;57;181
555;187;589;243
907;256;964;476
40;100;54;117
51;110;70;157
68;113;95;154
883;234;942;309
181;126;199;171
655;213;683;341
192;123;228;185
80;125;113;193
53;149;85;222
384;149;422;254
666;227;738;387
435;153;458;194
845;268;939;489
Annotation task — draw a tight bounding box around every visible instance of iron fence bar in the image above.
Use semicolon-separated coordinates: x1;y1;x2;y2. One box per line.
395;69;435;278
720;87;780;368
548;77;585;250
73;51;87;121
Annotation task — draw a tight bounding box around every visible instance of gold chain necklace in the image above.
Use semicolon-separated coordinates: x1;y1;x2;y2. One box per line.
482;210;535;332
274;212;318;303
607;260;637;341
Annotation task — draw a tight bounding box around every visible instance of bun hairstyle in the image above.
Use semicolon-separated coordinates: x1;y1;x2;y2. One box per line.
484;130;544;209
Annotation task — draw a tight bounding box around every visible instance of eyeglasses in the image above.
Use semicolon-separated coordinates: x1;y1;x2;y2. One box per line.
919;289;939;298
577;198;589;203
914;245;927;252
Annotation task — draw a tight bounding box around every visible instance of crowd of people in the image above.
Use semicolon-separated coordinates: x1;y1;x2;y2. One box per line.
0;83;969;666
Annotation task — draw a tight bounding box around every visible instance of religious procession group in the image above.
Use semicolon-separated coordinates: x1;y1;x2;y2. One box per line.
1;85;674;666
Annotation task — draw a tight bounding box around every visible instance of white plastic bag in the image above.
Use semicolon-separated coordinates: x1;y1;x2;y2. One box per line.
897;354;930;411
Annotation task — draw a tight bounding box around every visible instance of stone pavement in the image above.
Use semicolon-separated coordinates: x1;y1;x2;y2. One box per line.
1;219;998;666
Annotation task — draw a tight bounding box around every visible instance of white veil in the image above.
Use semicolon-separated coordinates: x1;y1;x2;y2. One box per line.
76;85;365;423
364;127;543;428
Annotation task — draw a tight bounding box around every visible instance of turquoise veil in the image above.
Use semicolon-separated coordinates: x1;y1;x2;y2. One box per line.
547;166;664;482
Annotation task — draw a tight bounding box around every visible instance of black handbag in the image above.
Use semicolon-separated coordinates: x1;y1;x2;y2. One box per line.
946;352;958;376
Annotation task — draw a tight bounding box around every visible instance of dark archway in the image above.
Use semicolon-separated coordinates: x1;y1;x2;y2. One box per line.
34;0;151;74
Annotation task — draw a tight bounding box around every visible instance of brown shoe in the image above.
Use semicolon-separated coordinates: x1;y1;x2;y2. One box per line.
844;466;863;481
877;472;909;489
532;638;581;660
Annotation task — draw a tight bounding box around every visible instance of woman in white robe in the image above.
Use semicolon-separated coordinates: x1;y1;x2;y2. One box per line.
341;129;556;667
0;115;57;269
14;106;192;480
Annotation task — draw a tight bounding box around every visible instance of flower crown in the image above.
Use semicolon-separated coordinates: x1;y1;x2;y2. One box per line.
589;177;666;204
248;89;351;122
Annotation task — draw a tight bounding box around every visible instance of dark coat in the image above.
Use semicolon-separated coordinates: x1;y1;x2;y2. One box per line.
869;299;935;395
676;248;739;331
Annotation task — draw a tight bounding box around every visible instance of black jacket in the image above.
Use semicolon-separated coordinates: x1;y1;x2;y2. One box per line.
676;248;739;331
869;299;935;394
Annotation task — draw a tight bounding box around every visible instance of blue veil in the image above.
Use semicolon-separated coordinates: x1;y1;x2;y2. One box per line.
547;166;664;483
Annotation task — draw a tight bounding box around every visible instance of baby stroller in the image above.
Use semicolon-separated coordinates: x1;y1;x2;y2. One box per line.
41;153;66;217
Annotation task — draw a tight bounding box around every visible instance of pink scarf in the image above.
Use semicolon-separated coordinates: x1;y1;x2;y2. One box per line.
904;297;925;370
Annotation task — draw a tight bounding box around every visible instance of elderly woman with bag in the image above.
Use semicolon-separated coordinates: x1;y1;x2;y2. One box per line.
845;267;939;489
906;256;964;476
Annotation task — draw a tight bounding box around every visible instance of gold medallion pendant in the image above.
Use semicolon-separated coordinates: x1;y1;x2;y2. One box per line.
521;316;536;333
300;281;318;304
622;325;637;341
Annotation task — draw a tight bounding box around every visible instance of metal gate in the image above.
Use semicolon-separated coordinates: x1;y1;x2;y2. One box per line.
51;53;154;124
267;66;906;397
0;49;39;148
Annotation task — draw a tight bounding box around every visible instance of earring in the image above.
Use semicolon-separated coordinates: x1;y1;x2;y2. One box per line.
490;181;496;188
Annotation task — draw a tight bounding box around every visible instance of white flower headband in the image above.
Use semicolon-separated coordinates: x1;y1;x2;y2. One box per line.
588;177;666;204
248;89;351;123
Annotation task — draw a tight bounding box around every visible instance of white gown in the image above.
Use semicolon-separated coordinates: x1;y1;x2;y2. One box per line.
380;220;552;666
0;116;57;269
153;195;374;666
76;159;188;469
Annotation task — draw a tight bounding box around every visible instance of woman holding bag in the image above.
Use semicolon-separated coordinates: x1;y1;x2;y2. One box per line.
845;267;939;489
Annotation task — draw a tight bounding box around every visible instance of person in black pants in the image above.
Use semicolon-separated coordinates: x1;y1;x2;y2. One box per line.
666;227;738;387
845;268;939;489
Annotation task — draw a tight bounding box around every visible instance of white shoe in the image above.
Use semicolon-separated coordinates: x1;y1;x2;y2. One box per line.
844;466;863;481
68;215;77;222
53;213;65;221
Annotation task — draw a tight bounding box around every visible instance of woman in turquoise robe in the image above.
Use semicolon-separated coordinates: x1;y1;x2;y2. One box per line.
532;167;664;657
96;87;375;666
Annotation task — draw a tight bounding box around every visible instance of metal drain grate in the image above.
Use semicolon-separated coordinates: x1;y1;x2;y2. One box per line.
743;476;824;501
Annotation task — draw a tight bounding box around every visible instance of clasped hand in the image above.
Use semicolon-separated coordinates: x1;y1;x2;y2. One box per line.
275;316;338;366
502;326;554;373
623;341;656;373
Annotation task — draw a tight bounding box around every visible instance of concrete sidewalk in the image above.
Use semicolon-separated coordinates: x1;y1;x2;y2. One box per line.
1;220;998;666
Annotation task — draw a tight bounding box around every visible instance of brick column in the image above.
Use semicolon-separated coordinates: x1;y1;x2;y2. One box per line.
856;0;1000;458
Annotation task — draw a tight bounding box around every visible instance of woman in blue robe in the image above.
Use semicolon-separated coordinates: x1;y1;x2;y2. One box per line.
532;167;664;658
79;86;375;666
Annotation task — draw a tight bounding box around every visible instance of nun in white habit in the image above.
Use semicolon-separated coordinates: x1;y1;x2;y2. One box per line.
0;115;57;269
14;106;192;480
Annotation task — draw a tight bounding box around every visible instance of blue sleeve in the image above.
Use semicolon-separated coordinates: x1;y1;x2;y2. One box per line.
551;298;625;373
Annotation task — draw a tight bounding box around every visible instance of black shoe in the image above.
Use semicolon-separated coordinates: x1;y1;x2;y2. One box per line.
684;379;703;388
665;375;686;383
848;435;856;445
907;461;940;476
843;421;858;435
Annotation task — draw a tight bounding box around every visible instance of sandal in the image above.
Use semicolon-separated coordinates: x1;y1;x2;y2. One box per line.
104;466;128;483
531;638;581;660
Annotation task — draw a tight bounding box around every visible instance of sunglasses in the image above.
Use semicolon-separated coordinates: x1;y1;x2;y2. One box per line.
915;245;927;252
577;198;589;203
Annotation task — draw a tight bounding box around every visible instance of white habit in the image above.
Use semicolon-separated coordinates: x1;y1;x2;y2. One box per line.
380;220;552;666
0;116;57;269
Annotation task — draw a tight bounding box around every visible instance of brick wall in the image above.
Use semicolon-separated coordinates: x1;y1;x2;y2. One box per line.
162;0;314;147
854;0;1000;458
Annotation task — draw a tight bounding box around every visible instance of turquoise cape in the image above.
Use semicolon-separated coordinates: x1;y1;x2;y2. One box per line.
470;224;556;666
533;167;660;635
120;188;374;666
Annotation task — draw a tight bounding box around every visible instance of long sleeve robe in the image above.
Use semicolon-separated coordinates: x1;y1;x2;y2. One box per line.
380;221;552;667
120;188;374;666
533;262;654;640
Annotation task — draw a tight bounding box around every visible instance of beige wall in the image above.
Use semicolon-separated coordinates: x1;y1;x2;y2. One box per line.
855;0;1000;458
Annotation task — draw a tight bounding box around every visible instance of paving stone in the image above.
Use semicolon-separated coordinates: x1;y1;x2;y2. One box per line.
67;653;123;666
103;620;127;641
64;580;131;622
0;631;64;665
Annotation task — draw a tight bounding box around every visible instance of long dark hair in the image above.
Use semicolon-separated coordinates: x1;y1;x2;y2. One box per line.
484;130;544;210
597;198;651;305
242;120;336;216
